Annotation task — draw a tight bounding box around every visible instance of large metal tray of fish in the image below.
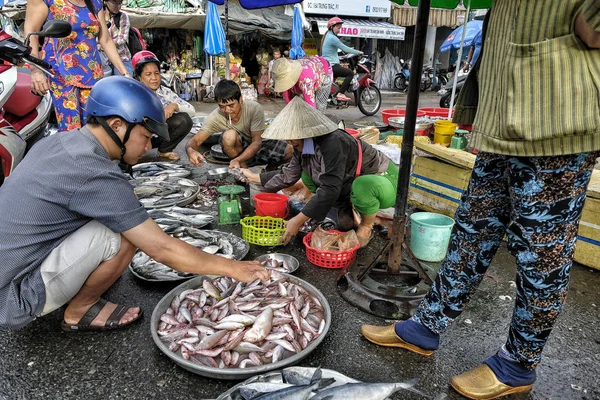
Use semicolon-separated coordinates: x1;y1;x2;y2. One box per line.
129;230;249;282
131;176;200;208
147;207;215;231
151;272;331;380
131;162;191;178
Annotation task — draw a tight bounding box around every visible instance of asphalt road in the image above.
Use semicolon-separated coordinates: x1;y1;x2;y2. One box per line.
1;91;599;400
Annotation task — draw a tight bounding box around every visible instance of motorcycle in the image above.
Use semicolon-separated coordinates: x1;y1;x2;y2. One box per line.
393;58;410;92
437;72;468;108
328;53;382;116
0;20;72;184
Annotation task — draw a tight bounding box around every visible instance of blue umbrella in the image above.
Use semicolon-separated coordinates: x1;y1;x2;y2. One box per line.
439;20;483;52
204;2;226;55
289;4;305;60
209;0;300;8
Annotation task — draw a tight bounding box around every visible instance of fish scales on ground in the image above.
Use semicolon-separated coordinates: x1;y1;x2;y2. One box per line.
156;275;327;369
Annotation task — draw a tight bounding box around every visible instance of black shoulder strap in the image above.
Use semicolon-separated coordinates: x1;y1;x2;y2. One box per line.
114;12;122;30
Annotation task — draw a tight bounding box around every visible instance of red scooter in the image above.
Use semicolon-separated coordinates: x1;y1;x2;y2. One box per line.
0;20;71;185
328;54;382;116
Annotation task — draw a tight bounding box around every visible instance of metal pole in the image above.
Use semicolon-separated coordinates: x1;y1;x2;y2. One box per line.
224;0;231;79
388;0;431;273
448;0;471;118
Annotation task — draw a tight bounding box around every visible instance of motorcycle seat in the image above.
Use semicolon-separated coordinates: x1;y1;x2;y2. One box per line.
4;68;42;117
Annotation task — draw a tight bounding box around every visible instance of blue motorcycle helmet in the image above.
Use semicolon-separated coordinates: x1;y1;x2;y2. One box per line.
85;76;169;165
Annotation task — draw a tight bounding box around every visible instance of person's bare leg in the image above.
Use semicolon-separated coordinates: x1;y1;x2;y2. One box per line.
63;235;139;326
222;129;244;159
356;213;377;247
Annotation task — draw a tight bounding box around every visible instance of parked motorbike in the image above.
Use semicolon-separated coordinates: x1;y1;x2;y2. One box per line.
437;72;469;108
0;20;72;184
328;53;381;116
393;58;410;91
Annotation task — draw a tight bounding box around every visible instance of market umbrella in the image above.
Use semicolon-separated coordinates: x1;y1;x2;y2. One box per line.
289;4;305;60
439;20;483;52
208;0;304;78
204;1;226;56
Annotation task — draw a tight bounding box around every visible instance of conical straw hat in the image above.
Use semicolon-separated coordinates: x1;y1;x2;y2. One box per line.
272;59;303;93
261;96;338;140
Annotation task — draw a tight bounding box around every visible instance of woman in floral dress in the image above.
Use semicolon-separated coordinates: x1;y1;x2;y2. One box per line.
271;56;333;112
25;0;131;131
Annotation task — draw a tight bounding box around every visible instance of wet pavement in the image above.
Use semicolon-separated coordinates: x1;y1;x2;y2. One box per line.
1;92;599;399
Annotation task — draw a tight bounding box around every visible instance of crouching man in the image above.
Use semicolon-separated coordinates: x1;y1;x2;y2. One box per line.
0;77;269;332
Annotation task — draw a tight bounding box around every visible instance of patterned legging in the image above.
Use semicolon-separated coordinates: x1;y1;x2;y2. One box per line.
414;151;598;369
49;79;91;132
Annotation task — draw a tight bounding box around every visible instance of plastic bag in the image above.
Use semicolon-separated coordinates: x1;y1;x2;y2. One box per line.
310;226;339;251
338;230;359;251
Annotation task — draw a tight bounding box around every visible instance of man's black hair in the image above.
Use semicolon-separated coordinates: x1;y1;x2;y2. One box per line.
86;115;122;126
214;80;242;103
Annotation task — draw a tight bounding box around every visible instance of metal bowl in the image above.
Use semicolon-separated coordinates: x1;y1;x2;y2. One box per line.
150;274;332;380
207;167;230;180
353;120;388;130
255;253;299;274
211;144;230;160
132;176;199;209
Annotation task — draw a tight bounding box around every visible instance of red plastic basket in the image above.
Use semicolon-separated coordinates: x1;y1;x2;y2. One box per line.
302;230;360;269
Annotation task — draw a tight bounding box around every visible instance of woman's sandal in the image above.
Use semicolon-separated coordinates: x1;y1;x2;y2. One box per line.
61;298;143;332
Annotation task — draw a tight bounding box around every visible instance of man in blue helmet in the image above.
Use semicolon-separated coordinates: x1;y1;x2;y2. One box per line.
0;76;269;332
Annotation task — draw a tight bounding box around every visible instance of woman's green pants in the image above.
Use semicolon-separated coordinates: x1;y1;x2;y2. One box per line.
301;162;398;216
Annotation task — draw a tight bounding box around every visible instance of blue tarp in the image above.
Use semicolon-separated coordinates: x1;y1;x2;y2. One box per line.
209;0;301;10
439;20;483;52
204;2;226;55
289;5;305;59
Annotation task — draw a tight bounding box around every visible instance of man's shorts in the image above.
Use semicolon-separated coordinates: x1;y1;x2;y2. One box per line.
219;130;288;165
39;220;121;316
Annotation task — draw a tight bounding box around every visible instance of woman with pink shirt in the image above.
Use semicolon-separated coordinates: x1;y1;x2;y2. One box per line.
271;56;333;112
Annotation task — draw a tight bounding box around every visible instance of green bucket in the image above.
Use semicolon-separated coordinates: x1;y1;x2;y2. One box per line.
409;212;455;262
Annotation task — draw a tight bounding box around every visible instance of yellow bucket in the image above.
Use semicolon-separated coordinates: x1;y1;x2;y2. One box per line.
433;120;458;146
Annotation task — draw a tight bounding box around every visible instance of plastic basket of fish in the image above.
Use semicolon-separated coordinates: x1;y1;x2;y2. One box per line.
150;273;331;380
241;216;287;247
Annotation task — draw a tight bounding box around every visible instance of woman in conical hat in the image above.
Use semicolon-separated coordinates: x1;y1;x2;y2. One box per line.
271;56;333;112
241;97;399;247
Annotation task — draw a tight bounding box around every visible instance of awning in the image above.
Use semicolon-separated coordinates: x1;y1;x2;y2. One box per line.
391;2;466;27
310;17;406;41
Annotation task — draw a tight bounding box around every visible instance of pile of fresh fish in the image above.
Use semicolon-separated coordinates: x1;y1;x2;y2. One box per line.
157;273;327;369
132;162;191;178
261;258;295;273
131;175;199;208
148;206;215;230
130;230;249;281
216;367;423;400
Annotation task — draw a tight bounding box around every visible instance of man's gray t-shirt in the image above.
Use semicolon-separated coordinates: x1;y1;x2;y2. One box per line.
0;127;149;328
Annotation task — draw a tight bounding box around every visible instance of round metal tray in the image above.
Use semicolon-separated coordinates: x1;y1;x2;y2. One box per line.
129;230;249;282
211;144;230;160
132;176;200;209
131;162;191;178
150;274;332;380
353;121;388;130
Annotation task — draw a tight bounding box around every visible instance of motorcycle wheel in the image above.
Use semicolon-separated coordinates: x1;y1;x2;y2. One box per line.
357;86;382;116
394;75;407;91
439;91;458;108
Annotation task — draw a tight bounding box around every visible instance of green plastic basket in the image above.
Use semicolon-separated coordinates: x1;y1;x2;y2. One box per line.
240;216;287;246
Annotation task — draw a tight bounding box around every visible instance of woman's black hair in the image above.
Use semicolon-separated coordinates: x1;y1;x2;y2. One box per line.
214;80;242;103
134;60;159;79
84;0;97;18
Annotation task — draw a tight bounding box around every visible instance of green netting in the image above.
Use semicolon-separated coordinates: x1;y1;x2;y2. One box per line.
392;0;493;9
